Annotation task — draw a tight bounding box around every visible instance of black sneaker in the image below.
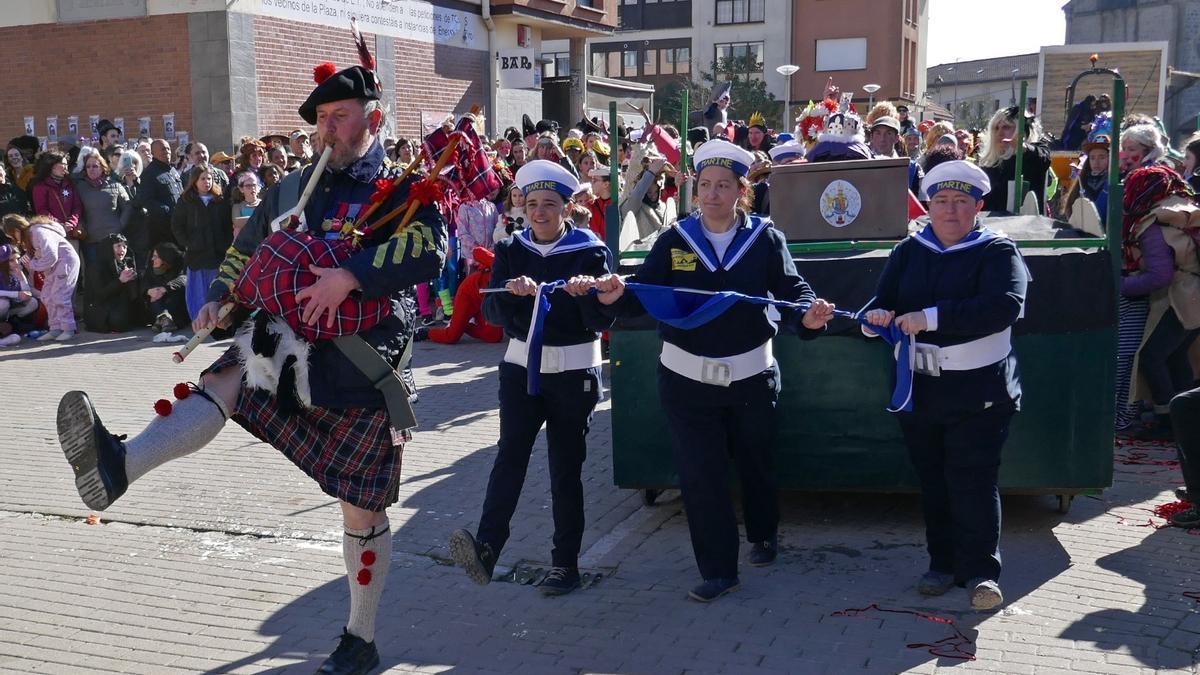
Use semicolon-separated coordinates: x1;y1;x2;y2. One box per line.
1176;487;1190;502
57;391;129;511
748;536;778;567
687;577;740;603
1172;506;1200;528
448;529;496;585
315;629;379;675
539;567;581;596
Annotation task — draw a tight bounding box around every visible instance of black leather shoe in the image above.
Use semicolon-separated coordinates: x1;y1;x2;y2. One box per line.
688;577;740;603
57;391;128;511
448;529;496;585
539;567;581;596
748;536;778;567
315;629;379;675
1177;487;1190;502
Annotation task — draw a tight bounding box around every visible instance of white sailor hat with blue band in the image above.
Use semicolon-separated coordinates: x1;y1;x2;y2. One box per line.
515;159;580;200
768;140;805;163
692;140;755;178
920;160;992;200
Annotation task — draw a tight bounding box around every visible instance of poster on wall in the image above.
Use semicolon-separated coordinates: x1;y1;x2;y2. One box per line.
46;116;58;142
163;114;175;140
67;116;79;139
23;117;34;136
89;115;100;135
177;131;189;146
38;137;47;152
113;117;125;137
137;117;151;137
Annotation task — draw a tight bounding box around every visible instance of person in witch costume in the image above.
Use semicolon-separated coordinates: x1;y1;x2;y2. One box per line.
54;24;446;675
862;160;1030;612
590;141;836;602
449;160;614;597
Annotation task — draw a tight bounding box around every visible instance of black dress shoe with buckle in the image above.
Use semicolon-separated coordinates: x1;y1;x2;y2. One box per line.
539;567;581;596
448;529;496;585
315;629;379;675
748;535;778;567
57;391;129;511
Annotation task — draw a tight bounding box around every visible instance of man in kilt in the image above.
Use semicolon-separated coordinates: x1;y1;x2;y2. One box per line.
54;56;445;674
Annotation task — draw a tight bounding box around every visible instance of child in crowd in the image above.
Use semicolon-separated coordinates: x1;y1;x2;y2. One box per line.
1;214;79;340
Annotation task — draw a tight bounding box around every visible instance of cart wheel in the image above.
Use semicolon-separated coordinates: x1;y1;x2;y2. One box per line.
1057;495;1073;514
642;489;660;506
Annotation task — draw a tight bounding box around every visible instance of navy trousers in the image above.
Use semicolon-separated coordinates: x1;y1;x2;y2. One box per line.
476;362;601;568
899;402;1014;584
1171;387;1200;495
659;364;781;581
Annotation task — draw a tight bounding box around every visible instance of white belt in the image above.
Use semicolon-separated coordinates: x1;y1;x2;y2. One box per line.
896;328;1012;376
660;341;774;387
504;338;602;373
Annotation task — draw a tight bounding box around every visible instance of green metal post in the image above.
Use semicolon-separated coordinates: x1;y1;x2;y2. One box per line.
1012;80;1028;212
1106;78;1125;283
606;101;619;258
679;88;689;218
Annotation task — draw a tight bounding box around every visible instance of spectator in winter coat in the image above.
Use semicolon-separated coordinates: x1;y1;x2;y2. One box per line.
170;164;232;320
84;233;141;333
0;164;28;220
142;241;188;334
2;214;79;340
77;151;133;272
137;140;183;249
31;152;84;239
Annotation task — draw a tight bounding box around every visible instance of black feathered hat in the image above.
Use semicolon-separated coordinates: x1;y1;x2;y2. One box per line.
522;114;536;138
297;19;382;125
535;119;559;134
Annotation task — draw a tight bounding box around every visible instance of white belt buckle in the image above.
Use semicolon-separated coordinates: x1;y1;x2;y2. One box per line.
913;344;941;377
700;357;733;387
541;347;565;374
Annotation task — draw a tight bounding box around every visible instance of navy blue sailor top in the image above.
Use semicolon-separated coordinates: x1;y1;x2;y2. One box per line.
864;224;1031;414
613;212;822;357
483;223;615;345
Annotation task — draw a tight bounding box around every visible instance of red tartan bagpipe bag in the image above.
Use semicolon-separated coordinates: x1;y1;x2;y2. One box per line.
231;226;391;343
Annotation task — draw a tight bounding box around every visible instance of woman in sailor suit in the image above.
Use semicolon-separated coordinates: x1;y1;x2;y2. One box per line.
449;160;614;597
595;141;836;602
863;160;1030;611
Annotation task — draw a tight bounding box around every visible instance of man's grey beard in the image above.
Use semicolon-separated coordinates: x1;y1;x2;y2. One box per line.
325;127;374;170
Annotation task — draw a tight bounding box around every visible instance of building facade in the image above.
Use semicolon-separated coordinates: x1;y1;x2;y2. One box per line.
1063;0;1200;140
926;53;1040;130
0;0;614;151
562;0;927;125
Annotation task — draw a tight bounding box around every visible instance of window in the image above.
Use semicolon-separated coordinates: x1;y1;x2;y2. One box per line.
715;0;764;24
815;37;867;72
714;42;764;80
644;48;658;75
623;50;638;77
591;39;689;79
542;51;570;79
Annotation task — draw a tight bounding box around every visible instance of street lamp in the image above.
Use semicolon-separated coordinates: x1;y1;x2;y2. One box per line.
863;83;881;108
776;64;800;131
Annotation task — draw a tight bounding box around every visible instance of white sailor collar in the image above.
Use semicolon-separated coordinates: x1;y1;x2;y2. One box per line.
514;223;607;257
674;212;770;272
911;221;1005;254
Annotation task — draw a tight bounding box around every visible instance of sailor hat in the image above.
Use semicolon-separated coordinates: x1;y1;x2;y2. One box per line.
921;160;992;200
768;140;805;163
515;159;580;201
693;139;755;177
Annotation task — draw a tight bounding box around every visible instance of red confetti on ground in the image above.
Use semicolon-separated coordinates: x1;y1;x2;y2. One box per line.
356;569;372;585
84;513;101;525
360;550;376;566
1114;451;1179;468
153;399;173;416
1153;500;1193;520
173;382;191;400
830;604;975;661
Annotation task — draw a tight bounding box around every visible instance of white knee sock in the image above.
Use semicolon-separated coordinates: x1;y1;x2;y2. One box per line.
124;388;229;483
344;519;391;643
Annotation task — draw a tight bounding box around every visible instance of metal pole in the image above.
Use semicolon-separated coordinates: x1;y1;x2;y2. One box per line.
1011;80;1028;213
1106;78;1125;280
679;88;690;218
605;101;619;258
783;78;792;135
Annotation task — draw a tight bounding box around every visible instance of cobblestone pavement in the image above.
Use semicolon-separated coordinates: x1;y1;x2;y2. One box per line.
1;329;1199;674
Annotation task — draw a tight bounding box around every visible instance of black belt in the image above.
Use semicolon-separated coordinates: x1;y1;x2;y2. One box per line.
333;334;417;432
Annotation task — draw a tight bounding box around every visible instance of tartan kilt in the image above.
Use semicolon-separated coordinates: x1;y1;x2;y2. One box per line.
232;229;392;343
204;346;408;512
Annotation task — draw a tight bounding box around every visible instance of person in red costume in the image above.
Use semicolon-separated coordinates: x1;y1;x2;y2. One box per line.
428;246;504;344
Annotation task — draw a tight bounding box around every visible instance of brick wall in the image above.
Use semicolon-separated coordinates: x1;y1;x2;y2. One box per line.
253;16;486;140
0;14;191;145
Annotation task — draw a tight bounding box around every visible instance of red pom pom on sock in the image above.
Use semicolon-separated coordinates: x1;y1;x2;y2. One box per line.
154;399;173;416
360;550;376;566
356;569;372;585
173;383;191;400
